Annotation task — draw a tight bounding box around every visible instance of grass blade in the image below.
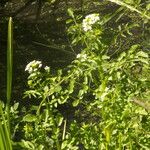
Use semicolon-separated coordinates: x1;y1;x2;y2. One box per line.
108;0;150;20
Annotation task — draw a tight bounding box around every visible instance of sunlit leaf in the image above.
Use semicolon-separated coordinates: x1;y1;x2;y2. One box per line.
72;99;80;107
23;114;37;122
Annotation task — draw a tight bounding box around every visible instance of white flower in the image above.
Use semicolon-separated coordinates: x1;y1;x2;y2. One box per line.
82;13;100;32
85;14;100;24
76;53;87;62
76;54;81;58
44;66;50;72
25;60;42;73
82;23;92;32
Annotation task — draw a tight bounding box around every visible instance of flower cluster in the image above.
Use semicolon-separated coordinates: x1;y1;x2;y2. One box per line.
25;60;42;74
82;13;100;32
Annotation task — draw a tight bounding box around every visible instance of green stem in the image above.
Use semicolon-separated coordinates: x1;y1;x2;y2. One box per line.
62;119;67;140
6;17;13;136
0;102;12;150
37;97;61;150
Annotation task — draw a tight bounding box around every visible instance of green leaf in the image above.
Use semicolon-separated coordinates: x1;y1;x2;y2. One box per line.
72;99;80;107
66;19;73;24
83;85;88;91
128;45;139;54
135;58;149;65
21;140;35;149
23;114;37;122
137;51;149;58
67;8;74;18
78;90;84;98
61;141;67;149
118;52;126;61
56;115;63;126
55;85;62;93
102;55;110;60
135;107;147;115
68;79;75;94
37;145;44;150
13;102;19;110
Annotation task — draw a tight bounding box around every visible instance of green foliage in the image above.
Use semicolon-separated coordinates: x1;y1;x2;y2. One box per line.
2;1;149;150
0;17;13;150
21;1;150;148
0;102;12;150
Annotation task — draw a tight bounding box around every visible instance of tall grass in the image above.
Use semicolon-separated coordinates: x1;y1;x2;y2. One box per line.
0;17;13;150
